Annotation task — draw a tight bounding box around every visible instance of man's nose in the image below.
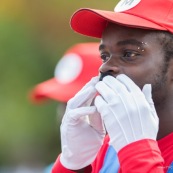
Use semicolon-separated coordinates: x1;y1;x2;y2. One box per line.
99;60;120;76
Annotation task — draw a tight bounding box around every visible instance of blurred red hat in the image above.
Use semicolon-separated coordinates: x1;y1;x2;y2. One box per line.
30;42;102;103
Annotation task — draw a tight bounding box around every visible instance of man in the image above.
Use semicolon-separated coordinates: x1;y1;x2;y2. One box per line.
30;42;101;104
52;0;173;172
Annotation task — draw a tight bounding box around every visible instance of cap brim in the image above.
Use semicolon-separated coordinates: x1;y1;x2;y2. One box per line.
30;78;85;103
70;8;167;38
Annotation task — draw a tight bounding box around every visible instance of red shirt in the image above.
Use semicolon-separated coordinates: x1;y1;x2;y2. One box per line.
52;133;173;173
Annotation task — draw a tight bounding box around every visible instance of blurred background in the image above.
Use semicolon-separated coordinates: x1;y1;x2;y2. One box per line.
0;0;117;172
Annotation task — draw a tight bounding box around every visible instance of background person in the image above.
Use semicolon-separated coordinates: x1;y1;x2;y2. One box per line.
29;42;102;173
31;42;101;104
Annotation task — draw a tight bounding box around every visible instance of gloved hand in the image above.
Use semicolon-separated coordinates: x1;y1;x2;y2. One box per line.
95;74;159;152
60;76;106;170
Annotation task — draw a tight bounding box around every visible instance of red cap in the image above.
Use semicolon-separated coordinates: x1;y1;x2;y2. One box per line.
70;0;173;38
30;43;102;103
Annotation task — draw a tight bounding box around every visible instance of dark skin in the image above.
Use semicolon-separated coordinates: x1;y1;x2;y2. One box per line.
74;23;173;172
99;23;173;140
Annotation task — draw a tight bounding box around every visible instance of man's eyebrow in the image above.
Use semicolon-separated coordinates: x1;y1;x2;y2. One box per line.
99;39;146;51
117;39;145;47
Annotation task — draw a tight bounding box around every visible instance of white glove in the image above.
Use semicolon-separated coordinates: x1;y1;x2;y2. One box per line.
95;74;159;152
60;77;106;170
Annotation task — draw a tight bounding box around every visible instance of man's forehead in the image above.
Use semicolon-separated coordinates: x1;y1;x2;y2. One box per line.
102;23;161;42
105;22;152;34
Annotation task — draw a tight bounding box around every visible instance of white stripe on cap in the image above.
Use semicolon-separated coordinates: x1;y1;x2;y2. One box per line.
114;0;141;12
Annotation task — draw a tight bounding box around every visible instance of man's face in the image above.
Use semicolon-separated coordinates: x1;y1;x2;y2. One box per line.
99;23;170;106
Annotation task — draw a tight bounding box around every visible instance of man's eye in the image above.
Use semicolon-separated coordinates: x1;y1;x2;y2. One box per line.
100;53;110;62
122;51;140;61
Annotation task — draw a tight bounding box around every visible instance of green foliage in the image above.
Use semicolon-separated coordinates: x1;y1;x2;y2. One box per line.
0;20;60;166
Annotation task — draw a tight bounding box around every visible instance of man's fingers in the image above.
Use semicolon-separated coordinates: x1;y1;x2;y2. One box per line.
95;81;118;103
69;106;98;121
142;84;159;122
79;76;99;92
142;84;152;103
102;75;128;95
89;111;105;135
116;74;141;93
68;86;97;108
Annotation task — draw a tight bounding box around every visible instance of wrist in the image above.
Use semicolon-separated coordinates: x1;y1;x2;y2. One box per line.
60;152;93;170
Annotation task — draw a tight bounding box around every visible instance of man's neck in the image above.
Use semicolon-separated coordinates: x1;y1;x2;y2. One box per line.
156;101;173;140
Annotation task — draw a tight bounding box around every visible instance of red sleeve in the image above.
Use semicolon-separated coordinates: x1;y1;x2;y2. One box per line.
92;135;110;172
51;155;92;173
158;132;173;170
118;139;165;173
51;155;75;173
